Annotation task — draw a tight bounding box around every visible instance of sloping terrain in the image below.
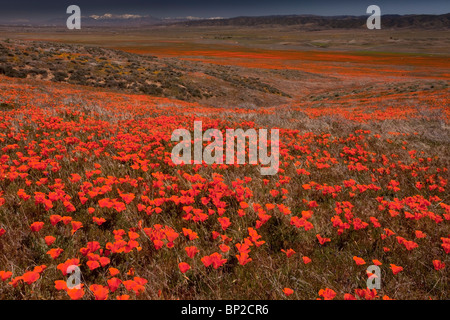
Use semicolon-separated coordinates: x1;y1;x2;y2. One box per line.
0;24;449;300
0;40;292;108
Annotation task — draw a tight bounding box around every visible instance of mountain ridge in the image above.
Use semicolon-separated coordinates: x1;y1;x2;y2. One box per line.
1;13;449;29
166;13;450;29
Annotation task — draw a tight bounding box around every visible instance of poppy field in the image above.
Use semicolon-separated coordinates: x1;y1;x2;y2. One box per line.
0;36;449;300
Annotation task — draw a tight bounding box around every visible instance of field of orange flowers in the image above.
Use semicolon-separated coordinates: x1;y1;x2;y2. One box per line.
0;63;448;301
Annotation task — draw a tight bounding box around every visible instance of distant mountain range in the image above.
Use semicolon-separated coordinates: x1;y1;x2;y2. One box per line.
170;13;450;29
1;13;449;29
0;14;224;27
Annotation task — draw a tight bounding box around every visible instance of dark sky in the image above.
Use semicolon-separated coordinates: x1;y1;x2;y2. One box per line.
1;0;449;21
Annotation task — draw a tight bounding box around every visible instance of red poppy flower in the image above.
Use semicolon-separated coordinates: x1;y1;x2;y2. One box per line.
240;201;249;209
109;268;120;277
201;252;227;269
353;256;366;265
217;217;231;231
281;249;295;258
67;288;84;300
316;234;331;245
9;276;23;287
432;260;445;271
61;216;72;225
178;262;191;273
44;235;56;246
57;258;80;276
283;288;294;296
302;256;312;264
30;221;44;232
107;277;122;292
55;280;68;291
22;271;40;285
71;221;83;234
344;293;356;300
92;216;106;226
318;288;336;300
236;252;252;266
87;260;100;271
90;284;109;300
390;264;403;275
49;215;62;226
372;259;382;266
47;248;64;259
0;271;12;282
415;230;427;239
185;246;199;259
122;280;145;295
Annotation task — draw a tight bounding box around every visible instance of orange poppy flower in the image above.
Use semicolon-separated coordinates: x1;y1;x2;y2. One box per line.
67;288;85;300
185;246;199;259
182;228;198;241
217;217;231;231
353;256;366;265
219;244;230;253
302;256;312;264
372;259;382;266
390;264;403;275
49;215;62;226
44;235;56;246
201;252;227;269
47;248;64;259
318;288;336;300
22;271;40;285
236;252;252;266
90;284;109;300
57;258;80;276
415;230;427;239
8;276;23;287
178;262;191;274
122;280;145;295
344;293;356;300
33;265;47;274
0;271;12;281
240;201;249;209
316;234;331;245
55;280;68;291
61;216;72;225
71;221;83;234
283;288;294;296
92;216;106;225
86;260;100;271
432;260;445;271
30;221;44;232
107;277;122;292
281;249;296;258
109;268;120;277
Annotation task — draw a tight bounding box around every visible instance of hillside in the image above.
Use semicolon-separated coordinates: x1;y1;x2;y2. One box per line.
170;14;450;29
0;40;292;108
